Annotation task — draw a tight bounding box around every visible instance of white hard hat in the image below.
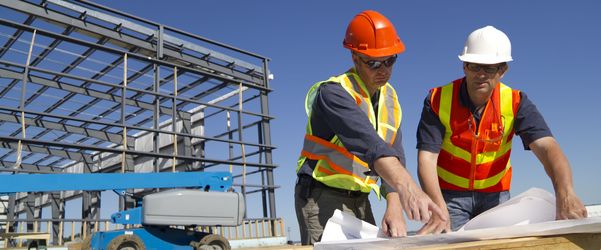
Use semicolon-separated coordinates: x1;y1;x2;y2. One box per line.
458;26;513;64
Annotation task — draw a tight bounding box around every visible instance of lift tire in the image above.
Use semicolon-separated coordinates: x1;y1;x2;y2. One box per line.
191;234;231;250
107;234;146;250
27;239;47;250
26;240;37;250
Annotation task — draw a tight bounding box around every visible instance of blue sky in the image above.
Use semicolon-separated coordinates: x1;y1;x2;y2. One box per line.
94;0;601;242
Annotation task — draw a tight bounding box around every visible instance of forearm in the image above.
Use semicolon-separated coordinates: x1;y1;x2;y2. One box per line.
374;155;446;222
530;137;587;219
530;137;575;194
382;191;407;237
385;192;402;214
417;150;446;206
547;153;575;196
374;156;419;195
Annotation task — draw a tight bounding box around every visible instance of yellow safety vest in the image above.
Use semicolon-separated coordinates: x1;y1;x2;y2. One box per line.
297;70;402;197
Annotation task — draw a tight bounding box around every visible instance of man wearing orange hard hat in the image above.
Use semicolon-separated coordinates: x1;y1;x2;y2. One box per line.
416;26;587;233
294;10;445;244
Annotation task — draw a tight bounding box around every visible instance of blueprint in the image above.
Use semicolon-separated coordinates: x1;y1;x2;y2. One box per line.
316;188;601;249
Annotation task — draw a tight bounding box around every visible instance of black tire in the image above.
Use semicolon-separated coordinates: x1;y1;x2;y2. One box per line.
107;234;146;250
27;240;37;250
27;239;47;250
191;234;230;250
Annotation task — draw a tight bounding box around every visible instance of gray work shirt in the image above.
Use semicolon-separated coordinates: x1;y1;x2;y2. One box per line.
417;79;552;153
298;81;406;195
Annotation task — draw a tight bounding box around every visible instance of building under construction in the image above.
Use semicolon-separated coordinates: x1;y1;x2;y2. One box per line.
0;0;279;248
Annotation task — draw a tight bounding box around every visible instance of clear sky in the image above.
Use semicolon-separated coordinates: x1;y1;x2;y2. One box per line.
95;0;601;242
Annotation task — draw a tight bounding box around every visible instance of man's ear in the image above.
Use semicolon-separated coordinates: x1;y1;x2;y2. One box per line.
462;62;469;74
462;62;469;70
500;64;509;78
351;53;362;69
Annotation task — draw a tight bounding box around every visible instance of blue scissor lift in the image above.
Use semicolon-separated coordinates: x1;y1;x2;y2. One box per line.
0;172;245;250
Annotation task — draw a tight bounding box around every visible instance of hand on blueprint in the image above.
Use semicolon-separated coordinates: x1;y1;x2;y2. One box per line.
382;192;407;237
398;182;447;224
372;157;446;225
556;189;587;220
416;204;451;235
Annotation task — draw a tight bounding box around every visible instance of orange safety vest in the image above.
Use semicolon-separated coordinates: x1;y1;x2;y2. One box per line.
430;78;520;192
297;70;402;198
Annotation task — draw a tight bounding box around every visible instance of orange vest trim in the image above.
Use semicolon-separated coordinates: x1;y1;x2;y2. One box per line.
301;150;358;180
437;149;511;178
297;70;401;195
303;134;369;168
439;168;513;192
430;87;441;116
433;78;520;192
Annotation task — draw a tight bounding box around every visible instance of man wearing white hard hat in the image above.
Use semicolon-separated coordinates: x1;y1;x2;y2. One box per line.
414;26;587;233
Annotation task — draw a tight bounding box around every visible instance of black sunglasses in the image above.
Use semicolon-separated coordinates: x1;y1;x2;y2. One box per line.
466;63;505;74
358;55;397;70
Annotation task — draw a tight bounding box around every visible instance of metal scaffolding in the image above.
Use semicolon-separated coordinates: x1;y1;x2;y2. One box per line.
0;0;277;245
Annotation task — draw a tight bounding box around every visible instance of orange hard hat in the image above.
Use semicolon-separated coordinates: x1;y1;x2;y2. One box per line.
343;10;405;58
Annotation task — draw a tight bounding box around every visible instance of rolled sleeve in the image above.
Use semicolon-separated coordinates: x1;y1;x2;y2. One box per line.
515;92;553;150
375;128;406;197
364;138;404;168
416;93;445;153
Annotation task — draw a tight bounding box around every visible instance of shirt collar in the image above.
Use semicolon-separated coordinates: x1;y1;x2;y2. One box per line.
459;78;480;114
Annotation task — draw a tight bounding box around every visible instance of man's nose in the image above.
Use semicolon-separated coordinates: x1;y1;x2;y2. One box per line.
476;71;489;78
376;65;392;73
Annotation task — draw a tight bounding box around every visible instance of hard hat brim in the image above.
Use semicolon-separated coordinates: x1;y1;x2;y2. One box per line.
345;43;405;58
458;54;513;64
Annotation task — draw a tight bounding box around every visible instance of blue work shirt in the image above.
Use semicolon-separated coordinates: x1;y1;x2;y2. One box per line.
298;81;406;195
417;79;553;153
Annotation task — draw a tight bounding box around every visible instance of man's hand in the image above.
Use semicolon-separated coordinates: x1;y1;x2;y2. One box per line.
397;182;446;223
417;204;451;235
373;156;447;224
382;192;407;237
556;189;587;220
529;137;587;220
416;150;450;234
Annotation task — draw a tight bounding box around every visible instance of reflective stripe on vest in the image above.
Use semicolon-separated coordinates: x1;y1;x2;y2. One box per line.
297;70;402;197
434;79;519;192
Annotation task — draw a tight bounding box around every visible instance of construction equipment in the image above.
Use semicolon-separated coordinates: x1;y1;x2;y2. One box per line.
0;172;244;250
0;0;277;248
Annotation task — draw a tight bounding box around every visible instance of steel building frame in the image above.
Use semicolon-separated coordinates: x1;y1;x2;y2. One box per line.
0;0;277;245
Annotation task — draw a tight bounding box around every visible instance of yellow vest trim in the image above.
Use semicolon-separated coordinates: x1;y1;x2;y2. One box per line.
437;161;511;189
437;82;516;189
439;83;515;164
298;70;402;199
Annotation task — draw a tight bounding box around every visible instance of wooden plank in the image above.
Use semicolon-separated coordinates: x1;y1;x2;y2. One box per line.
240;245;312;250
412;233;601;250
0;232;50;238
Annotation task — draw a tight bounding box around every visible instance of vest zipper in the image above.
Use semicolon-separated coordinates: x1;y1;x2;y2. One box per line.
469;115;477;190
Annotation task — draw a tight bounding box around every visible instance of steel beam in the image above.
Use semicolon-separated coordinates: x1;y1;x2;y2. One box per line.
0;0;266;86
0;67;178;116
1;140;93;164
0;136;276;169
0;113;124;145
